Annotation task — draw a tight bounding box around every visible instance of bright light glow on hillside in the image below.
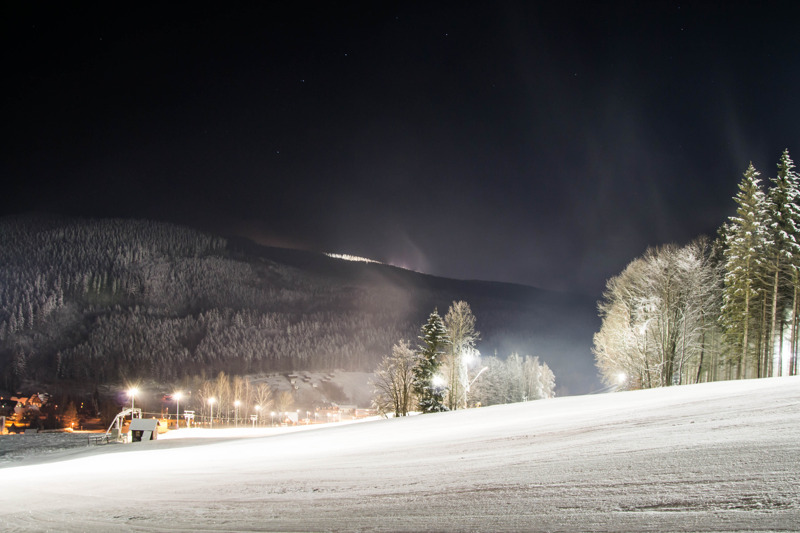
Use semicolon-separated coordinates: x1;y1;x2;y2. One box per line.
325;253;382;264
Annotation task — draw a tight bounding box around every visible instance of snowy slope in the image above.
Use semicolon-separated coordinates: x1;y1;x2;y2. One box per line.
2;377;799;532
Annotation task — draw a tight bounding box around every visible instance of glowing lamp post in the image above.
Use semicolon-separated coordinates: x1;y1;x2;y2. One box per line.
460;348;483;409
255;405;261;427
271;411;275;426
128;387;138;417
208;397;216;429
463;366;489;408
174;392;182;430
617;372;627;390
234;400;241;428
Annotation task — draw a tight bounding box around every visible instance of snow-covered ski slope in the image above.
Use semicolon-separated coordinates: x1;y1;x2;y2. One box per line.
3;377;799;532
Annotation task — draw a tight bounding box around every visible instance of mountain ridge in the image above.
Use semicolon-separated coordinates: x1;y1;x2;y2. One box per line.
0;214;600;395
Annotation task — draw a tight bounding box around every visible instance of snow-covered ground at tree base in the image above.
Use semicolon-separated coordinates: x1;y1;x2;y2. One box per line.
2;376;799;532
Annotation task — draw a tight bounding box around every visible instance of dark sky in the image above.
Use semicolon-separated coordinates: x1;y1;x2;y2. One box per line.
2;1;798;296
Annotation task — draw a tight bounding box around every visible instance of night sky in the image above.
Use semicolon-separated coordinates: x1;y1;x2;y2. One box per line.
2;2;798;296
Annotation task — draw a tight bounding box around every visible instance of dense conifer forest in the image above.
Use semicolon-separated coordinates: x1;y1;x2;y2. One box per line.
0;214;598;396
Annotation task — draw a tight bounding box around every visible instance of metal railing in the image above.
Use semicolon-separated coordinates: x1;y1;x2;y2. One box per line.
87;434;112;446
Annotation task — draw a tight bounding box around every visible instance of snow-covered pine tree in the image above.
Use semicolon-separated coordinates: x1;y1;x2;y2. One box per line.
721;163;769;379
412;310;450;413
538;359;556;398
764;149;800;377
523;355;557;400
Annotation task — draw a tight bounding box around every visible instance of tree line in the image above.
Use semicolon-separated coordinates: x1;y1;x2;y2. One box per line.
372;301;555;416
594;149;799;388
169;371;296;425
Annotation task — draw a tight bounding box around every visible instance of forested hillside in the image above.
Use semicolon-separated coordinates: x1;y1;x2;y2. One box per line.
0;215;599;395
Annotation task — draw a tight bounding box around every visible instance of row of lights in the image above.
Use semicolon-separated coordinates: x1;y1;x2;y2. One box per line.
127;387;316;428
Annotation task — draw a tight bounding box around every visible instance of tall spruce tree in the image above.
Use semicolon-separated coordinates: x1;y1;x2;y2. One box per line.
765;149;800;376
721;163;768;378
412;310;450;413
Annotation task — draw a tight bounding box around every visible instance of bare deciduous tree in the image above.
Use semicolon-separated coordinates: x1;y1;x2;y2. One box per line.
594;240;723;388
253;382;274;411
275;390;294;413
372;340;416;417
443;301;479;410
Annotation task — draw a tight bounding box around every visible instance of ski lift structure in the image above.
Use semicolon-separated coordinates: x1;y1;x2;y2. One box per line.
105;407;142;443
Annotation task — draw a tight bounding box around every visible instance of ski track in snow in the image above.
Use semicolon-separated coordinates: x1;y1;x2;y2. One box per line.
2;377;799;532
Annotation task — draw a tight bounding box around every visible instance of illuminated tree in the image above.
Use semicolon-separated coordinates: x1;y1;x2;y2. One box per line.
213;371;232;422
469;353;555;405
253;382;274;412
594;240;722;387
372;340;416;417
523;355;556;400
443;301;479;410
721;164;768;378
275;391;294;413
763;149;800;376
412;310;450;413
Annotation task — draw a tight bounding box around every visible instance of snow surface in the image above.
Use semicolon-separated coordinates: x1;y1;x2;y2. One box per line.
2;377;799;532
0;431;99;464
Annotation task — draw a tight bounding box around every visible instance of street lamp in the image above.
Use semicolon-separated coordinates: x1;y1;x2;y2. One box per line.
208;397;216;429
255;405;261;426
271;411;275;426
463;366;488;408
459;348;482;409
173;392;182;430
128;387;138;417
234;400;241;428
